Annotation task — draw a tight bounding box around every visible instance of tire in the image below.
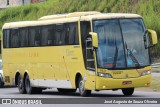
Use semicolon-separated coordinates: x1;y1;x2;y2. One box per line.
0;74;4;87
78;77;91;97
0;82;4;87
25;75;37;94
18;75;26;94
57;88;77;93
122;88;134;96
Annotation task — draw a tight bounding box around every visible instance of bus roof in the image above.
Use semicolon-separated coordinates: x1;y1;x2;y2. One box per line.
80;13;141;20
38;11;100;20
2;12;142;29
2;17;80;29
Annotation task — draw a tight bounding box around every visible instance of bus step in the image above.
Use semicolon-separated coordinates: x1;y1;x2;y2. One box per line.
86;47;93;50
86;40;92;42
87;67;95;71
87;59;94;61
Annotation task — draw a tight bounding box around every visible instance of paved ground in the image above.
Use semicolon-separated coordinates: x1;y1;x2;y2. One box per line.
0;87;160;107
152;73;160;77
0;72;159;106
0;87;160;98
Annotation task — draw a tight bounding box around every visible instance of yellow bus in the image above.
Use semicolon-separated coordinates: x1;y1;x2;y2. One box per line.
1;11;158;96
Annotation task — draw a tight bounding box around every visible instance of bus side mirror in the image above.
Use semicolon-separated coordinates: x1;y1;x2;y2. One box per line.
89;32;98;48
147;29;158;46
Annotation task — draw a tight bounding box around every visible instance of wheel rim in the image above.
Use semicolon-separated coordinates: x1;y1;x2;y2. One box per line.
79;81;84;94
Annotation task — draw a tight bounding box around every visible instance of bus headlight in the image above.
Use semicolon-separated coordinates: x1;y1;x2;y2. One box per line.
97;72;112;78
141;70;151;76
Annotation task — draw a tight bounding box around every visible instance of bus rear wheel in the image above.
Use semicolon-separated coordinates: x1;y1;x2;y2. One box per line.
18;75;26;94
122;88;134;96
57;88;77;93
25;75;42;94
0;73;4;87
78;77;91;97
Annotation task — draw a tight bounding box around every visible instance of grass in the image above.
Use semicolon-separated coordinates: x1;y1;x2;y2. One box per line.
0;0;160;57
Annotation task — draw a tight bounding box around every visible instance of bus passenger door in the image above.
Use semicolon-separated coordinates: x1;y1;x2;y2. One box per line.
80;21;96;90
85;37;96;90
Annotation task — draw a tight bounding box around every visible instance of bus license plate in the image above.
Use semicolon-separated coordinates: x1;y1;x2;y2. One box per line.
122;81;132;85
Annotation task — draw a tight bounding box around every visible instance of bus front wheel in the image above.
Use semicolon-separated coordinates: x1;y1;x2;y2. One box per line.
18;75;26;94
122;88;134;96
78;77;91;97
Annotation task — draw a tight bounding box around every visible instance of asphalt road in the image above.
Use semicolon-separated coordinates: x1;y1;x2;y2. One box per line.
0;72;159;107
0;87;160;107
0;73;158;98
152;73;160;77
0;87;160;98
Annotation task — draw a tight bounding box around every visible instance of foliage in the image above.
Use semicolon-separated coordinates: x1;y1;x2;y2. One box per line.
0;0;160;57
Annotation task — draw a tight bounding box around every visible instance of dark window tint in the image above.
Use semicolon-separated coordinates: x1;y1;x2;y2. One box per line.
66;22;79;45
3;29;10;48
29;27;41;47
80;21;91;69
3;22;79;48
11;29;19;48
81;21;91;45
55;24;65;45
41;25;54;46
19;28;29;47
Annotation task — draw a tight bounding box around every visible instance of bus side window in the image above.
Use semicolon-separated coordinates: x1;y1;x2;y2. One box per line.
41;26;49;46
3;29;10;48
29;27;41;47
19;28;29;47
10;29;19;48
48;25;54;46
48;27;54;46
41;25;55;46
34;28;41;46
67;22;79;45
55;24;65;45
50;25;56;46
29;28;35;47
80;21;91;69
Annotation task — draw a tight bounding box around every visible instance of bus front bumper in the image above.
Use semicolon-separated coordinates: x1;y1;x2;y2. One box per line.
95;74;151;90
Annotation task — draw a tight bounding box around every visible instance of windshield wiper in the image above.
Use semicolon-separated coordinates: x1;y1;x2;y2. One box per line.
125;42;141;67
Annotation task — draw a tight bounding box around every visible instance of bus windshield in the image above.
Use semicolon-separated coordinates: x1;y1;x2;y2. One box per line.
93;18;150;69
